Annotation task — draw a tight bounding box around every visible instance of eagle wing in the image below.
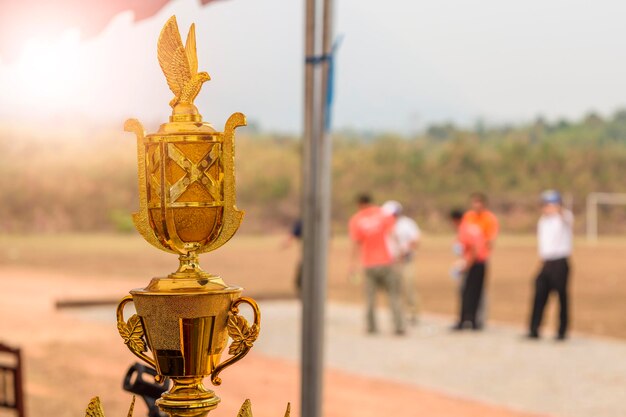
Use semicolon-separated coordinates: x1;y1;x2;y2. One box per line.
158;16;192;96
84;397;105;417
185;23;198;75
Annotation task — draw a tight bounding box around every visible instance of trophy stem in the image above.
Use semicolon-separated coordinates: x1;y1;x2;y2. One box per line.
157;377;220;417
168;252;227;286
177;251;201;274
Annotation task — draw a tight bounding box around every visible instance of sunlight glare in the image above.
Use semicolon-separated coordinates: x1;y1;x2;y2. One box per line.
13;29;83;111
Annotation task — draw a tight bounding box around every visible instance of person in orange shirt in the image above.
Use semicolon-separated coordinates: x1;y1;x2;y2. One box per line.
462;192;499;328
463;193;499;250
349;194;405;335
450;209;489;330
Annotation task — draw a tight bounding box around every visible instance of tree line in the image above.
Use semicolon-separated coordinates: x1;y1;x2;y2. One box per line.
0;110;625;234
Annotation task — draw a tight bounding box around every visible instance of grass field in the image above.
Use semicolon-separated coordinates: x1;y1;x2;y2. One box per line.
0;232;624;339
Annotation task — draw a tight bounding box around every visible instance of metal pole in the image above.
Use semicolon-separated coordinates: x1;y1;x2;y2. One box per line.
301;1;335;415
320;0;335;132
300;0;325;417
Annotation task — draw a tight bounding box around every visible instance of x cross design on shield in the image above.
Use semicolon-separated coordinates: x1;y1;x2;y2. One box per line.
148;147;162;199
167;143;221;203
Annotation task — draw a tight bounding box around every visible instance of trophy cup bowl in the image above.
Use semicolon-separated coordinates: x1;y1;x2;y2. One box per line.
117;286;260;416
125;111;246;261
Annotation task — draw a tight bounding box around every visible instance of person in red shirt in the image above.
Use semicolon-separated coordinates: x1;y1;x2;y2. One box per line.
450;209;489;330
349;194;405;335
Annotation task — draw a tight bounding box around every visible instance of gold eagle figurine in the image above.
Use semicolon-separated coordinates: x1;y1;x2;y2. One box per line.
158;15;211;109
84;396;135;417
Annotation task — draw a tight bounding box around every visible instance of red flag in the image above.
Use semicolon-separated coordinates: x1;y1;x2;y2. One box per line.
0;0;220;61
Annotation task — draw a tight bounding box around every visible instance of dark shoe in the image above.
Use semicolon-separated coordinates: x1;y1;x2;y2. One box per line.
555;334;567;341
450;323;464;332
471;322;483;331
395;329;406;336
525;332;540;340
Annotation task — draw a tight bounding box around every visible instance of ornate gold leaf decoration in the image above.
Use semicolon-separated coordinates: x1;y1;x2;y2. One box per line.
227;314;259;356
126;396;136;417
85;397;105;417
84;396;136;417
117;314;147;353
158;15;210;108
237;399;253;417
235;399;291;417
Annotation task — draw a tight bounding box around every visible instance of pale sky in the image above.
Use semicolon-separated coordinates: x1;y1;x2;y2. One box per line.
1;0;626;133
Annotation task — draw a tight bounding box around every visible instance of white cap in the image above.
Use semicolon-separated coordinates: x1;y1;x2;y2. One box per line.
382;200;403;215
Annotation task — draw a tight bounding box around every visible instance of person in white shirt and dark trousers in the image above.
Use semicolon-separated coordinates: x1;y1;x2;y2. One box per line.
528;190;573;341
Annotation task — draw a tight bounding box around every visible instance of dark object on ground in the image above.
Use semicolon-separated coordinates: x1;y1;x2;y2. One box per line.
55;298;120;308
123;362;169;417
0;342;25;417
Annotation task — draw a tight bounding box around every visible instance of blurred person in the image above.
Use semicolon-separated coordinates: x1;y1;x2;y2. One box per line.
349;194;405;335
281;218;303;295
527;190;573;341
464;193;499;248
449;209;489;330
463;192;499;328
382;200;421;325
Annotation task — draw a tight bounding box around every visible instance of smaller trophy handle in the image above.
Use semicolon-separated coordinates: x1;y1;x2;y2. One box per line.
116;296;164;383
210;297;261;386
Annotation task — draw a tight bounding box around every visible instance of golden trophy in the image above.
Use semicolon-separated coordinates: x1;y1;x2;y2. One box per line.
85;15;286;417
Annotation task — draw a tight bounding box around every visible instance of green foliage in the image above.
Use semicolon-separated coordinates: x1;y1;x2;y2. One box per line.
108;209;135;233
0;110;625;233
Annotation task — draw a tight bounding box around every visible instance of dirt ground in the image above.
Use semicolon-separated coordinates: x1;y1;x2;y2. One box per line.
0;232;623;417
0;267;547;417
0;233;624;339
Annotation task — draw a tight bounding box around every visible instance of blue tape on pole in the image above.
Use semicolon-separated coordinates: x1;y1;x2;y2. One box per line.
325;35;343;132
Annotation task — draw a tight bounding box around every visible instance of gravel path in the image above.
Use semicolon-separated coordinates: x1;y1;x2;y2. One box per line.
255;300;626;417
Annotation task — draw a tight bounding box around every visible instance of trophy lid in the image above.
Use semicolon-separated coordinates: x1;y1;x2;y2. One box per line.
149;105;218;137
132;275;242;295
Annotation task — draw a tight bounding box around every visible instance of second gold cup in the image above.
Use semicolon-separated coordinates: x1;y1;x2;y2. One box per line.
117;276;260;415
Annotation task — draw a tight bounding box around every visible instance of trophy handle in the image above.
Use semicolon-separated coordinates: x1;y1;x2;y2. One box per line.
124;118;177;255
198;112;246;254
210;296;261;386
116;296;164;383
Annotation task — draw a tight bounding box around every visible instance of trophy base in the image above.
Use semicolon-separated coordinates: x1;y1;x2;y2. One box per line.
157;377;220;417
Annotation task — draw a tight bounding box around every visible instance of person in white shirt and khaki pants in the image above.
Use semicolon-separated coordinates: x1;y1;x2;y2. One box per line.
382;200;422;325
528;190;573;341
